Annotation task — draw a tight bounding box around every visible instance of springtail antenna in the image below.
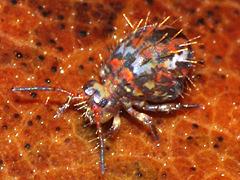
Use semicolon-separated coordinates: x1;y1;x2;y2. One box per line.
12;86;74;96
12;86;77;118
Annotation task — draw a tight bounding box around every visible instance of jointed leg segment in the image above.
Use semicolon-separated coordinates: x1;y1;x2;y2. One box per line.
104;114;121;138
132;100;199;113
121;99;159;141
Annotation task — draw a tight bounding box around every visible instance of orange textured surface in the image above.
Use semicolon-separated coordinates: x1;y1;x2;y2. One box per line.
0;0;240;179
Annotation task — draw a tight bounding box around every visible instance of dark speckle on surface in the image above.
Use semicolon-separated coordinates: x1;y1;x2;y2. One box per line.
30;92;37;98
192;123;199;129
55;126;61;131
79;64;84;70
51;65;58;73
27;120;33;126
35;41;42;47
56;46;64;52
213;143;219;149
187;136;193;141
24;143;31;149
196;18;205;25
2;124;8;130
78;30;88;37
15;51;23;59
49;39;56;45
190;166;196;171
57;14;64;20
10;0;17;5
217;136;224;142
135;169;143;177
13;113;20;119
37;55;45;61
36;115;41;121
146;0;154;5
45;78;51;84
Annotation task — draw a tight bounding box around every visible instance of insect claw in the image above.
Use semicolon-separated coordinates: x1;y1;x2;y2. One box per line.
181;104;199;108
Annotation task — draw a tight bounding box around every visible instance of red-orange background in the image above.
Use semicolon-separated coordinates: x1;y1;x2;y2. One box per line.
0;0;239;179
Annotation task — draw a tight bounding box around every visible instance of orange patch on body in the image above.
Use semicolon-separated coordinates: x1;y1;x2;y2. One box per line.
131;37;144;47
119;68;134;82
110;58;123;71
142;49;153;59
156;70;172;82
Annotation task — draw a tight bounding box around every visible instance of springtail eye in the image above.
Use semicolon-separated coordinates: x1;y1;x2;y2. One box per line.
83;80;97;96
84;86;96;96
99;98;108;108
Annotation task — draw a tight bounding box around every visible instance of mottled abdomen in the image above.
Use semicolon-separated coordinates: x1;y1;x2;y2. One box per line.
102;25;194;103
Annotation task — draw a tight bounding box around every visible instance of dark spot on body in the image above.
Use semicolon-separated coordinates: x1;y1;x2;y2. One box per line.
81;2;90;11
30;92;37;98
51;65;58;73
24;143;31;149
104;25;115;35
109;1;123;12
192;123;199;129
